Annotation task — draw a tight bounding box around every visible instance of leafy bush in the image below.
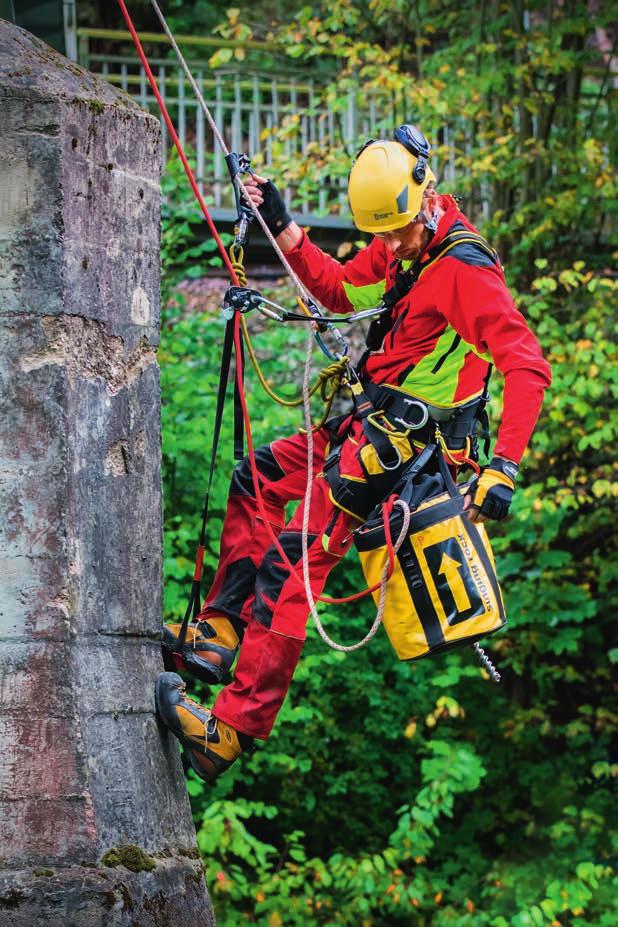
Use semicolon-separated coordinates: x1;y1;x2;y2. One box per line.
158;2;616;923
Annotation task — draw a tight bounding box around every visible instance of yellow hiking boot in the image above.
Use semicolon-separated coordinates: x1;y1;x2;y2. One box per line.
155;672;253;782
161;614;242;685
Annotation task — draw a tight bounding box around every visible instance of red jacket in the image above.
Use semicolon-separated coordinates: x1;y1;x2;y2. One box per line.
286;195;551;463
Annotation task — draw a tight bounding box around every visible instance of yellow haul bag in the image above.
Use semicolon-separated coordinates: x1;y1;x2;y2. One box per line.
354;445;506;661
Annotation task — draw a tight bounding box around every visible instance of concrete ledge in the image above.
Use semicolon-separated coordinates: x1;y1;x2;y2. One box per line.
0;855;214;927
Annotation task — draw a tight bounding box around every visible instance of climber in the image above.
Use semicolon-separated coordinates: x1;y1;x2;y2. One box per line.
156;125;552;782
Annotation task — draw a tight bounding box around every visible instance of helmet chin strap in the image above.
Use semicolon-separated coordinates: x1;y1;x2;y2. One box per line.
414;206;439;259
421;204;439;235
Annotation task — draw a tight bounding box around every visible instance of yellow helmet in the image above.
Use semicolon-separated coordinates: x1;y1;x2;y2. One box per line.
348;128;436;233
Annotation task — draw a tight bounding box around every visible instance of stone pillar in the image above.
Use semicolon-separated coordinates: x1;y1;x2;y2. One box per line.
0;21;214;926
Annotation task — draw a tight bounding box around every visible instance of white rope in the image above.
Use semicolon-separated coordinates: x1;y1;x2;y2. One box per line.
149;0;316;305
149;1;408;650
299;330;410;652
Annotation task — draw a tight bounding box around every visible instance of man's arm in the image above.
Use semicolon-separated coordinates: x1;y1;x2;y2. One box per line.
274;220;303;254
439;257;552;465
244;174;389;314
284;229;391;315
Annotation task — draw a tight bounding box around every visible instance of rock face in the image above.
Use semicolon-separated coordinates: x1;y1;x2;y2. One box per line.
0;20;214;926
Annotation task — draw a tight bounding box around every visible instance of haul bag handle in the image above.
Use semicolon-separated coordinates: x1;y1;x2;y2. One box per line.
388;443;458;510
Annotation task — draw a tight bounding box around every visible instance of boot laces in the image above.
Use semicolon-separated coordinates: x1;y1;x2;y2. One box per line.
192;617;215;650
192;619;206;651
205;713;218;750
174;677;213;750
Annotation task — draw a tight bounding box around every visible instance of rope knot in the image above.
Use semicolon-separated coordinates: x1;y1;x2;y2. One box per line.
229;244;247;286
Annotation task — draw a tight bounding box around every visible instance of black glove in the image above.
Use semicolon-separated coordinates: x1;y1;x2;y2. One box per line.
255;180;293;236
470;456;518;521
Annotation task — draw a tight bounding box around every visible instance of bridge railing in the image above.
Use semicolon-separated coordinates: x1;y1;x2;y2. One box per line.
77;28;459;227
75;28;608;231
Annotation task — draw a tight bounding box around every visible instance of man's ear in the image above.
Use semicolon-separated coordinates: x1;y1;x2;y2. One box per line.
424;188;438;210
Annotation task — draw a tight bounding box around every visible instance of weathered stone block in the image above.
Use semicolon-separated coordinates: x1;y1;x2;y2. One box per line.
0;640;74;715
0;19;214;924
0;796;97;861
0;858;214;927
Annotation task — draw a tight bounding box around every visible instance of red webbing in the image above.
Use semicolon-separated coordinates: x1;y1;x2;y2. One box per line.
192;545;206;582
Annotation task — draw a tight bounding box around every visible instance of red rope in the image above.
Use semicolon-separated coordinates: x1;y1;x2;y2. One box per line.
117;0;396;610
116;0;238;283
233;322;397;605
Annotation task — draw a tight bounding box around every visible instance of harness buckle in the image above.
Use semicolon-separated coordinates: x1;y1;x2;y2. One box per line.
323;447;341;472
393;398;430;431
376;446;402;471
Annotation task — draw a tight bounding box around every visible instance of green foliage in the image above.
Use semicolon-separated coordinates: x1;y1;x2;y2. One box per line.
160;250;616;922
255;0;616;275
157;2;616;924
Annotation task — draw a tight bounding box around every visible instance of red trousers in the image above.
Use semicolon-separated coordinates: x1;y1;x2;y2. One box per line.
204;426;358;740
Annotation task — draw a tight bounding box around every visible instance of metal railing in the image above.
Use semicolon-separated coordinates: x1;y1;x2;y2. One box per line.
75;28;609;231
76;28;458;227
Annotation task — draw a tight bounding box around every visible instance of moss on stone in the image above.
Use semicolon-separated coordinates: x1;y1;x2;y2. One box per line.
70;96;105;115
119;883;134;910
177;846;201;860
100;844;157;873
32;869;54;877
0;886;25;906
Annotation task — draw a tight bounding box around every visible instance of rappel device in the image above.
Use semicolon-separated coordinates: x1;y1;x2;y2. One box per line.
224;151;255;248
223;285;390;326
118;0;505;681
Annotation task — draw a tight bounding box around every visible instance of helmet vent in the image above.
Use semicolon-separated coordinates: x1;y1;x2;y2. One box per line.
396;186;409;214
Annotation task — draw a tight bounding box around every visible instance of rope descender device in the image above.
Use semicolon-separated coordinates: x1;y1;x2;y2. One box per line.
225;151;255;248
222;283;344;360
222;285;392;333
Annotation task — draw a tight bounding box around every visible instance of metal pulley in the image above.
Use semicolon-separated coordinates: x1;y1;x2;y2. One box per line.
223;286;274;320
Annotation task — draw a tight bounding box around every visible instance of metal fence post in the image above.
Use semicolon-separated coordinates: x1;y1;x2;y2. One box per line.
178;67;186;150
196;70;205;191
214;73;223;208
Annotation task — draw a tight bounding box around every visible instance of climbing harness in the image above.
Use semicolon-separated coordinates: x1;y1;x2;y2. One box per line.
319;231;499;520
119;0;504;673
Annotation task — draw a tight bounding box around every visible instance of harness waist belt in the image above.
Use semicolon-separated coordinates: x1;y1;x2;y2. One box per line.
362;381;485;448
